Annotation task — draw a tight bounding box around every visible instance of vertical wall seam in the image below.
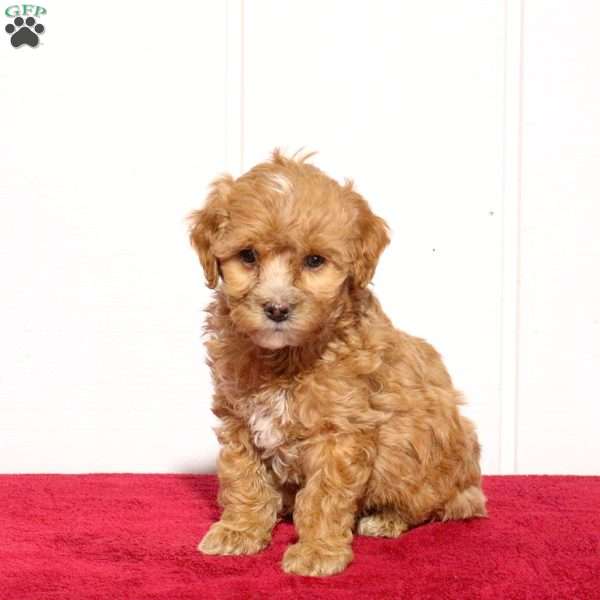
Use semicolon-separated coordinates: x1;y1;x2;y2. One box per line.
514;0;525;475
499;0;524;474
225;0;244;176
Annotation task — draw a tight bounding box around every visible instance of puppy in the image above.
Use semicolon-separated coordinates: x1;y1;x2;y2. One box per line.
190;150;486;577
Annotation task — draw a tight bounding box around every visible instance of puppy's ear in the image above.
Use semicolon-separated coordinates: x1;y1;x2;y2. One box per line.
189;175;233;289
349;190;390;289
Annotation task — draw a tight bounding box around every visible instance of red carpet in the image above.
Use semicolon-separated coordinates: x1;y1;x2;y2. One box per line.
1;475;598;599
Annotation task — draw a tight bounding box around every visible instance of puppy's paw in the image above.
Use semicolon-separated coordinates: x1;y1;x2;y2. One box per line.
197;521;270;556
282;541;352;577
356;513;408;538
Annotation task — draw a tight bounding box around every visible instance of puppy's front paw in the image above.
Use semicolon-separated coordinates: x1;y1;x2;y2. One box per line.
198;521;270;556
282;541;353;577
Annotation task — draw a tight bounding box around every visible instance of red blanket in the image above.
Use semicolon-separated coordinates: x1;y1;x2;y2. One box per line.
1;475;598;599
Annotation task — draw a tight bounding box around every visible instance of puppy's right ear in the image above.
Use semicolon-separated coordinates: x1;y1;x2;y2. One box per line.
188;175;233;289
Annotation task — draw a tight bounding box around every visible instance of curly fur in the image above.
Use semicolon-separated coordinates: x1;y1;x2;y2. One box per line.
190;149;486;576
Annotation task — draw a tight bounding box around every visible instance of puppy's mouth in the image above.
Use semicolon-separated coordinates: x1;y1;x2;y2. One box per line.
250;321;299;350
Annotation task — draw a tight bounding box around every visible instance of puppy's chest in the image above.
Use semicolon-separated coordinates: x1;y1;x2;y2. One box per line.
244;388;305;484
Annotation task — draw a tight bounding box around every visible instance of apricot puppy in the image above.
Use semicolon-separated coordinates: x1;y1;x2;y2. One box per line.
190;150;486;577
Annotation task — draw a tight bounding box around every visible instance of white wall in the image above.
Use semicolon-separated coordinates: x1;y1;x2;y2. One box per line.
0;0;224;472
517;0;600;473
0;1;598;474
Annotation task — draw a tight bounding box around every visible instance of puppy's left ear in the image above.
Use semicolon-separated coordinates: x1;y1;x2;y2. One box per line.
350;191;390;289
189;175;233;289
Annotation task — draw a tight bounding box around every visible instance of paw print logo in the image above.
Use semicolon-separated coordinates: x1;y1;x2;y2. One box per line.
5;16;45;48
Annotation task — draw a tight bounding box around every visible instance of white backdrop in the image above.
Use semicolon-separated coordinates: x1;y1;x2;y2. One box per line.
0;1;598;474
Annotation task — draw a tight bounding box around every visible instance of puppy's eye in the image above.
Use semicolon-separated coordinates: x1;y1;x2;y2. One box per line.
304;255;325;269
239;248;257;264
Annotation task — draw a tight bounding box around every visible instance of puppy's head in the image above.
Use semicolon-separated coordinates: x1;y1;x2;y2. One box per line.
190;150;389;350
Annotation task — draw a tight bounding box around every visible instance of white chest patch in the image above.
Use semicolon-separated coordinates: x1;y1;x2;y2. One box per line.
247;389;301;484
247;389;290;455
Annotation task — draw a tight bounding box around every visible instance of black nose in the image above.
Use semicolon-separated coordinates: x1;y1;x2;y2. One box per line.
263;302;290;322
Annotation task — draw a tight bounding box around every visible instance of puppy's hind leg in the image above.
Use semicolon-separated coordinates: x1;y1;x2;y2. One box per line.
441;485;487;521
356;508;409;538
